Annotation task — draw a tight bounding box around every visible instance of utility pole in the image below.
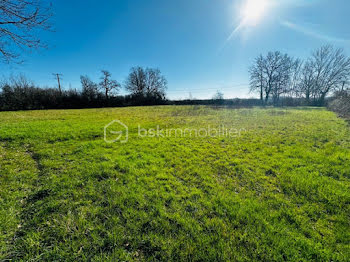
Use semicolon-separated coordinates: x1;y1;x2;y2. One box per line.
52;73;63;95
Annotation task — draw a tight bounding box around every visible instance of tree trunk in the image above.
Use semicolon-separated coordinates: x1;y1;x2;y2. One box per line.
319;93;327;106
306;91;310;105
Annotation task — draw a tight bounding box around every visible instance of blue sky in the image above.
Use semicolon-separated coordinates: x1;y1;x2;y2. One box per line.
1;0;350;99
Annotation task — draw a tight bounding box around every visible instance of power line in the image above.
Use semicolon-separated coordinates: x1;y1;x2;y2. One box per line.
167;83;249;94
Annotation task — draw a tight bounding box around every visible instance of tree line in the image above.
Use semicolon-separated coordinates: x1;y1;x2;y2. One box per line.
0;67;168;111
249;45;350;106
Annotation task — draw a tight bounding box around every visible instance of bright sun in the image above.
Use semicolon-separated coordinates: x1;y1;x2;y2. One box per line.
241;0;269;26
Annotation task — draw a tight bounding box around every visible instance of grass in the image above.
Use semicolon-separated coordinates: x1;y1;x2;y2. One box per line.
0;106;349;261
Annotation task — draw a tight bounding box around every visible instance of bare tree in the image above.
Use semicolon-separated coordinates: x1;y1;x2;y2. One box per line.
125;67;146;95
0;0;52;63
125;67;167;99
80;75;99;101
249;46;350;106
212;90;224;100
288;58;303;97
307;45;350;104
9;73;34;88
99;70;120;99
298;61;315;104
249;51;294;105
144;68;167;99
249;55;265;103
270;53;293;105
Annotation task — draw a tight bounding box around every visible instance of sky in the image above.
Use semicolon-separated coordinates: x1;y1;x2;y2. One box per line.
1;0;350;99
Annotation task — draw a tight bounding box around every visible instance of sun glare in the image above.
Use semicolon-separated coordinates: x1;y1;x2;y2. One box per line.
241;0;269;26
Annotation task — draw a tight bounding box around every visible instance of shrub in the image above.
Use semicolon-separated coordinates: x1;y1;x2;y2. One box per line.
328;91;350;118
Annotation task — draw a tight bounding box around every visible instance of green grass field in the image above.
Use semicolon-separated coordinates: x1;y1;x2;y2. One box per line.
0;106;349;261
